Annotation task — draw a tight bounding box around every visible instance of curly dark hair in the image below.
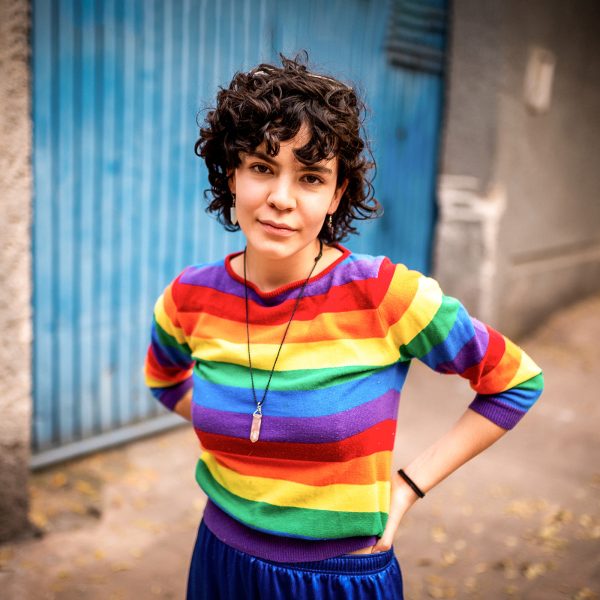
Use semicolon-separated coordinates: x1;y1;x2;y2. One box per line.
194;52;381;243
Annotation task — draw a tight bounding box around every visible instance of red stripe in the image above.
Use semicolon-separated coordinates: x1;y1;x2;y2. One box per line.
195;419;397;462
461;324;506;384
176;271;395;330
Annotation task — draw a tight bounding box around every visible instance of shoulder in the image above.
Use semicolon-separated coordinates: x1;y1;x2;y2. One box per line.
165;259;228;307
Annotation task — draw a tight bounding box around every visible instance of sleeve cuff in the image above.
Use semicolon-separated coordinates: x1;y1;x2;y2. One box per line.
154;377;194;411
468;395;527;430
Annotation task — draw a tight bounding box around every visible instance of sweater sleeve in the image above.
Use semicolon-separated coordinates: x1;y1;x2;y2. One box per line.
144;271;195;411
382;264;544;430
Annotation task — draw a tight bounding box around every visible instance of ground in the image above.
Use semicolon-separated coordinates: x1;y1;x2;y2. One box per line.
0;295;599;599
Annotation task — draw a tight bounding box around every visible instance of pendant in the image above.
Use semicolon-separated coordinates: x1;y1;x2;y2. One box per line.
250;408;262;443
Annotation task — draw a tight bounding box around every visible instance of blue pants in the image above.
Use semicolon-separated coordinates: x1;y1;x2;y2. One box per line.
186;521;404;599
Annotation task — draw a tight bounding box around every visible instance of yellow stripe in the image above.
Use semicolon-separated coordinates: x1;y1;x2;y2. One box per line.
201;453;390;513
154;294;187;345
191;336;399;370
386;274;443;349
186;273;444;369
504;344;542;390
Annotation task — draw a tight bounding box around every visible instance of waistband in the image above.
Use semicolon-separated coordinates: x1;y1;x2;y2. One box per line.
202;500;379;563
200;519;394;575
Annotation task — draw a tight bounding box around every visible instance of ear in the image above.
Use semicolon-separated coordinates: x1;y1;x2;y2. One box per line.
329;178;348;213
227;169;236;195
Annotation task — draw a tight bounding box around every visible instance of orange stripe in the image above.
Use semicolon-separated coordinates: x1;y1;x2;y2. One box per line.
212;451;392;486
476;337;522;394
377;265;420;328
186;308;388;344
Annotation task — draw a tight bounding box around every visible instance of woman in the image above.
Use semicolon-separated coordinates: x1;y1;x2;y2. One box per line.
144;54;544;599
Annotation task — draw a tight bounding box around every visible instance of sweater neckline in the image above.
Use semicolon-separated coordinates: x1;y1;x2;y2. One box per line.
224;243;351;298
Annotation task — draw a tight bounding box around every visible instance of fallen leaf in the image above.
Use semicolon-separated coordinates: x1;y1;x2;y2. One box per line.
50;472;68;488
431;525;447;543
441;551;457;566
523;562;547;580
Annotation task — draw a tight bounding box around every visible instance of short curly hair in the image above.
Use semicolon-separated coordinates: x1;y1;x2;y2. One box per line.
194;52;381;243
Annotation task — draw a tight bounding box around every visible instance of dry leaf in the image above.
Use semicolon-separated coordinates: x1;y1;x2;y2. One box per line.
441;551;457;566
523;562;547;580
50;472;68;488
74;479;98;497
431;525;447;543
474;562;488;574
453;539;467;551
579;514;593;527
29;510;48;529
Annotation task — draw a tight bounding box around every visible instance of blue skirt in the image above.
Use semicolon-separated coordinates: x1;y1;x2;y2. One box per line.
186;521;404;600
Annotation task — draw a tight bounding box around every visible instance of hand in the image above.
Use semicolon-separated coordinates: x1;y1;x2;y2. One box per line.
371;471;421;553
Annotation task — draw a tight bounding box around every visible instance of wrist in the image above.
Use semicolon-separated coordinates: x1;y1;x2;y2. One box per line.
396;468;426;500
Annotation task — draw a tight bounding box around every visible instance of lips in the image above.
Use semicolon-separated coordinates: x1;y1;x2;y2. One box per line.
259;219;295;231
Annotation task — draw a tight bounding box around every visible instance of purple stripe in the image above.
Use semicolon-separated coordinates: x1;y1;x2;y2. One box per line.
155;378;193;411
179;253;385;304
202;500;377;563
468;395;525;430
193;389;400;442
436;318;489;374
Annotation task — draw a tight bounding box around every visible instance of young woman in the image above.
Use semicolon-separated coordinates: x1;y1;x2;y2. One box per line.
144;55;544;599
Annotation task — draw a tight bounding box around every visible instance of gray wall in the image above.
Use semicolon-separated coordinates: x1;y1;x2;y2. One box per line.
0;0;33;542
436;0;600;337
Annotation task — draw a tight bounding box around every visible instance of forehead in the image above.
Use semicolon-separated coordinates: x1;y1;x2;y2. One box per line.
250;124;339;169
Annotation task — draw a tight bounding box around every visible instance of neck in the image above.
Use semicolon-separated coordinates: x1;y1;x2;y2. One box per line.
244;240;324;293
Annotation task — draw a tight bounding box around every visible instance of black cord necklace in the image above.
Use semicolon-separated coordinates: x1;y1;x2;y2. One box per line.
243;239;324;443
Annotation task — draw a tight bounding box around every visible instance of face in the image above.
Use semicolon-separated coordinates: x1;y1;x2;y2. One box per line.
228;125;348;263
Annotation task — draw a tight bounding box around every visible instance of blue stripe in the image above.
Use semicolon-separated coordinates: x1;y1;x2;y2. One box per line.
192;363;407;417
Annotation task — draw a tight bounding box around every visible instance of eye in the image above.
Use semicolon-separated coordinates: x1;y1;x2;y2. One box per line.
250;163;271;174
302;174;324;185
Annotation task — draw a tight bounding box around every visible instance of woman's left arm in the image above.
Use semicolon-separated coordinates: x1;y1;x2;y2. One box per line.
372;408;507;551
372;264;544;552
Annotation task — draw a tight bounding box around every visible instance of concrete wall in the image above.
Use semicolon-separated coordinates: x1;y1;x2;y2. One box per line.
435;0;600;337
0;0;33;542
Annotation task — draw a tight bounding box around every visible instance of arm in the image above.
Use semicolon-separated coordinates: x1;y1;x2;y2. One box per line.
372;408;507;551
173;388;193;421
144;272;195;419
372;265;544;551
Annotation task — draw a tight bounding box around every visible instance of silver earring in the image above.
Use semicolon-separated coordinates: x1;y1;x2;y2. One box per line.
230;193;237;225
327;214;334;238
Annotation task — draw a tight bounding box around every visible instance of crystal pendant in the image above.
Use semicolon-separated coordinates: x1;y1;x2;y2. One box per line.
250;409;262;443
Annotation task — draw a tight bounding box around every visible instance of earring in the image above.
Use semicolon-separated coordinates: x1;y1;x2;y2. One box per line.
230;193;237;225
326;214;334;238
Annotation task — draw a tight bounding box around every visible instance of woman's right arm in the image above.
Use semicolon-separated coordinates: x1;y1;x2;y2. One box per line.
144;272;195;418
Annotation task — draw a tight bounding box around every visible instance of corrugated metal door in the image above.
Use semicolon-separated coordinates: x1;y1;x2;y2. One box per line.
31;0;446;467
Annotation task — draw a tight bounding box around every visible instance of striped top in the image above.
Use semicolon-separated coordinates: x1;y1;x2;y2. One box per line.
144;245;544;561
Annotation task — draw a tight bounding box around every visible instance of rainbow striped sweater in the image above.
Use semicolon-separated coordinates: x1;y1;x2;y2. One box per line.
144;245;543;561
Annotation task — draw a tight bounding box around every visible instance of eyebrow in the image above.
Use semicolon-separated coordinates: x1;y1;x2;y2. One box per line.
246;150;334;175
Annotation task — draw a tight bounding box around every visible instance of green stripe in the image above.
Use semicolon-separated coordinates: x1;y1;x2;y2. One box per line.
195;460;387;539
399;295;460;361
194;360;393;391
153;315;192;355
514;372;544;391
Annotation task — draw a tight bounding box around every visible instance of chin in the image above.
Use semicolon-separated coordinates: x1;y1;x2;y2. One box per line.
247;234;314;261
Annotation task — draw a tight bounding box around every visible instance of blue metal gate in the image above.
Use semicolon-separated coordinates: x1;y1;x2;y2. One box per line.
31;0;446;466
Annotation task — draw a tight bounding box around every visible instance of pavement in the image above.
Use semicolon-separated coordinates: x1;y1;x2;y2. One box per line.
0;294;599;600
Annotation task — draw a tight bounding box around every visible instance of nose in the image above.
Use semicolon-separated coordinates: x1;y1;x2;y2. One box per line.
267;177;296;211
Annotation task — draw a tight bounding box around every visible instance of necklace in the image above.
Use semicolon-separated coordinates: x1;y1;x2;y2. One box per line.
243;240;324;443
